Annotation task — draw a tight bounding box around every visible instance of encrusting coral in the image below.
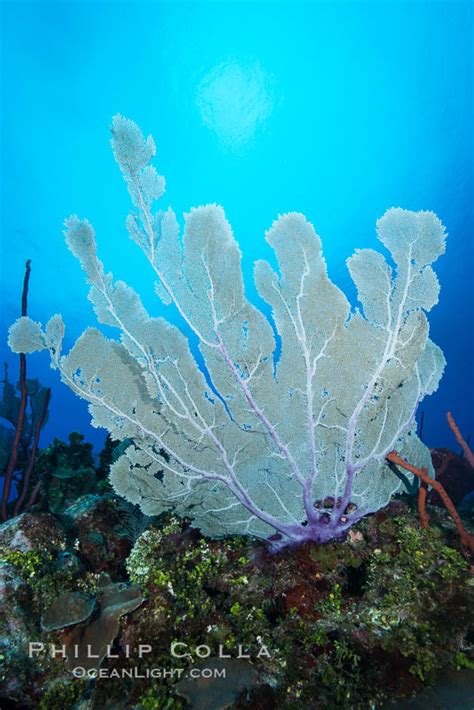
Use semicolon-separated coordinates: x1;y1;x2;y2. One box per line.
9;116;448;548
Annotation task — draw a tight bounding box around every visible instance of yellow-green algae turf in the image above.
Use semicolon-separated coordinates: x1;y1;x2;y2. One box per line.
3;504;471;709
115;509;473;709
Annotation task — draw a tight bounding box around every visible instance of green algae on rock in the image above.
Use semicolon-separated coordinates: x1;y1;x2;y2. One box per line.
0;500;472;708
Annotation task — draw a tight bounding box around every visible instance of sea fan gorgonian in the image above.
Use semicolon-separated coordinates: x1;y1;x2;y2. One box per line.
9;116;447;548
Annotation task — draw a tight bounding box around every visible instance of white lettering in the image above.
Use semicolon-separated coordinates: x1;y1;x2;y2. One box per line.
170;642;188;658
86;645;100;659
138;644;152;658
28;642;44;657
218;644;231;658
257;644;271;658
236;644;250;659
50;645;67;658
195;644;211;658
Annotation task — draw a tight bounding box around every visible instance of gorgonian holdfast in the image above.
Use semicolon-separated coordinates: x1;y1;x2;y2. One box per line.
8;116;447;550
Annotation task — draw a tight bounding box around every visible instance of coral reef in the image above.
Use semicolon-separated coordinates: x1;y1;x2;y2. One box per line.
2;118;471;709
34;432;97;515
62;494;133;576
41;591;96;632
0;494;472;709
387;411;474;552
61;572;144;672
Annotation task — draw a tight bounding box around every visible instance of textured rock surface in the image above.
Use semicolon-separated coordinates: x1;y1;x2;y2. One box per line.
0;513;65;554
63;494;131;576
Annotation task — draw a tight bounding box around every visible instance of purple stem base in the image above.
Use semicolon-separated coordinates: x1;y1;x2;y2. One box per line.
266;509;368;552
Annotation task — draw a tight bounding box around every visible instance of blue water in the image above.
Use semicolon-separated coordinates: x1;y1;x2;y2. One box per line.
1;0;472;453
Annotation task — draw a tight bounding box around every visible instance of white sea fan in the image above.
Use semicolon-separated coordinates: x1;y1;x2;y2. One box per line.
8;116;447;548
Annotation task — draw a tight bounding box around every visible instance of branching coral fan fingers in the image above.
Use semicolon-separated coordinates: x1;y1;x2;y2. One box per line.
8;116;449;547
